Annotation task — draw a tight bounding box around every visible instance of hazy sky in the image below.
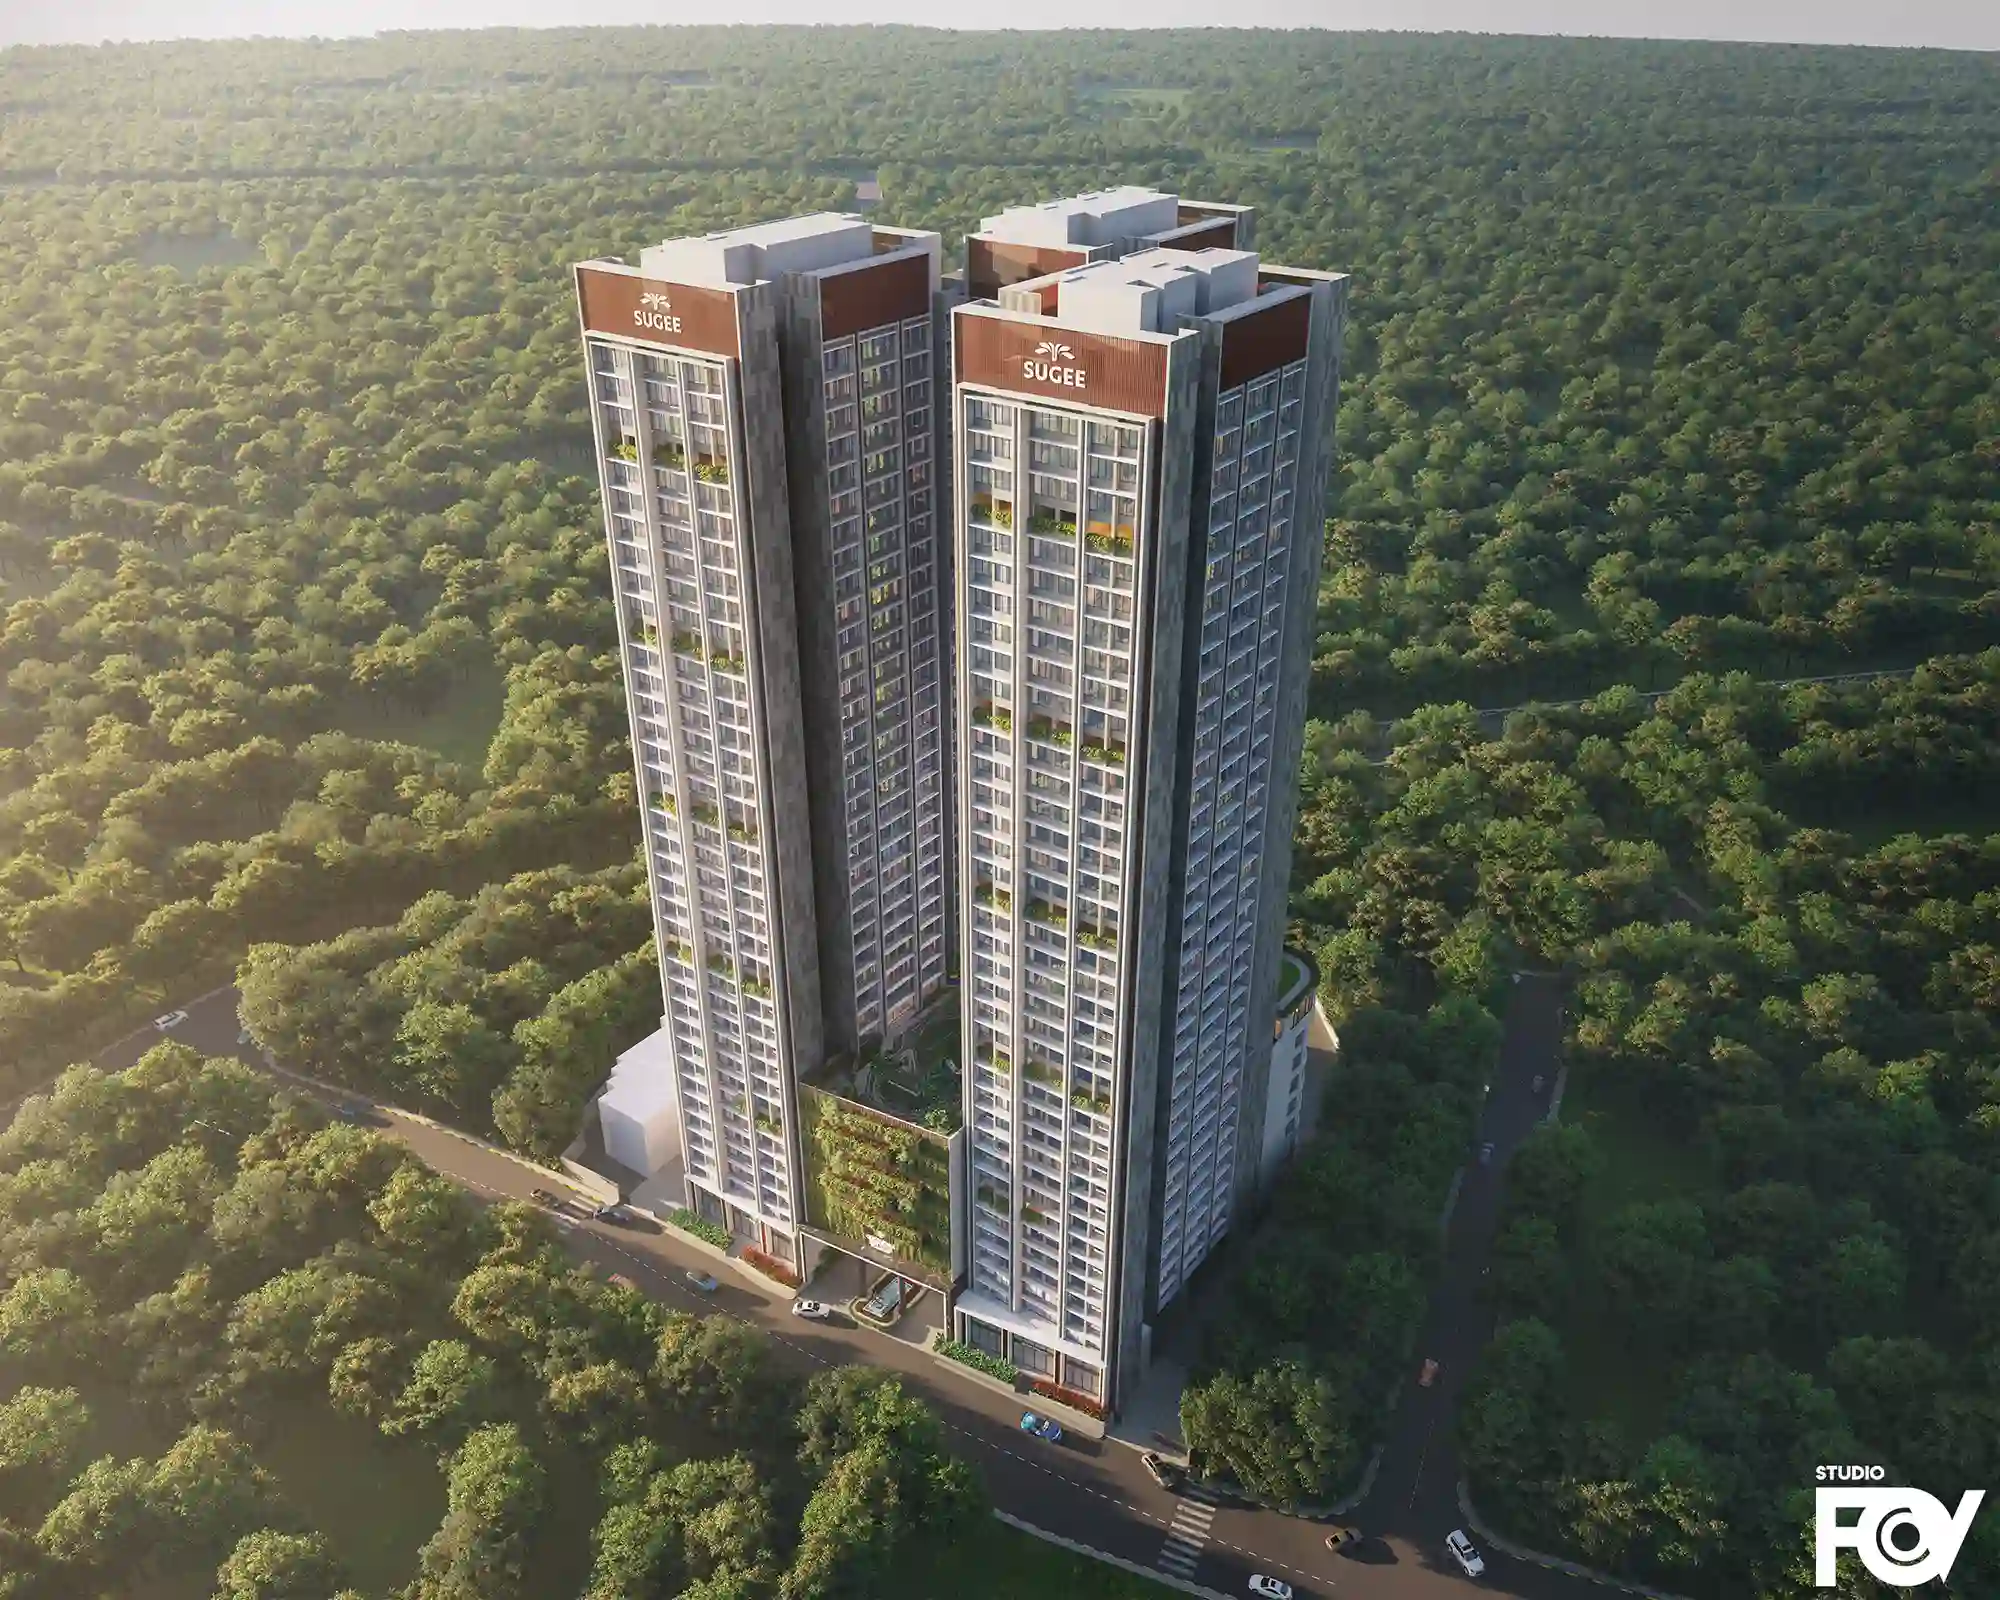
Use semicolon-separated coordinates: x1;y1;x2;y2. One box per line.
2;0;1994;52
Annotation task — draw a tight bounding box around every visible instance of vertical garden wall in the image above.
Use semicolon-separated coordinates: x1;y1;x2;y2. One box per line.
798;1084;954;1287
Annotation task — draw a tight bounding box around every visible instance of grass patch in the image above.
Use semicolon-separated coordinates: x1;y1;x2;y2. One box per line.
903;1515;1174;1598
256;1401;445;1595
1798;794;2000;849
340;659;507;773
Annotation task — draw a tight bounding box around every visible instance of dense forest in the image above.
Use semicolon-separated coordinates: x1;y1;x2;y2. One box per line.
0;1048;999;1597
1;24;1996;1596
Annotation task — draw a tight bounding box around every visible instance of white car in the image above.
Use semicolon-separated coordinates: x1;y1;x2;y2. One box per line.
1248;1579;1293;1600
153;1010;189;1032
1446;1528;1486;1578
790;1298;831;1320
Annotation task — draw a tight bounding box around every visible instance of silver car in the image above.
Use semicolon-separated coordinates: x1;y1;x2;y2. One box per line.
1447;1528;1486;1578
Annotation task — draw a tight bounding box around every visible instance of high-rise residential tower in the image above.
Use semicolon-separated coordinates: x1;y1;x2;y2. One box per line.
948;191;1347;1409
574;214;956;1263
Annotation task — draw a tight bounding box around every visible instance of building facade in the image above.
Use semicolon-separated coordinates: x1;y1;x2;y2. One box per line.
1258;948;1321;1190
575;214;955;1264
947;192;1347;1409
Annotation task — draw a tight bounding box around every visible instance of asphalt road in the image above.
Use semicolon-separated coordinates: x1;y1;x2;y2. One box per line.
86;981;1599;1600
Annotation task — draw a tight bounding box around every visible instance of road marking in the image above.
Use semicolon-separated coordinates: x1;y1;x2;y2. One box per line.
1158;1489;1218;1578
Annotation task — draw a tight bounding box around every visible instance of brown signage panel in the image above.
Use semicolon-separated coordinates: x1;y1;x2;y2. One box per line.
820;251;932;341
967;237;1089;302
1220;291;1311;392
954;312;1169;419
575;264;740;359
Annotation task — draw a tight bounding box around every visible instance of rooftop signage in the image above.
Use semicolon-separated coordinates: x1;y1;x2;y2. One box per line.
954;311;1169;418
575;264;741;359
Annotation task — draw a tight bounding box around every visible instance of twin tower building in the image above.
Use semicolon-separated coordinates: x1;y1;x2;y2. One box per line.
575;187;1345;1414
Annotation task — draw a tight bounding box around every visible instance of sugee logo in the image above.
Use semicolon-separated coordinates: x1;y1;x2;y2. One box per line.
1023;339;1086;389
634;290;683;335
1814;1468;1986;1588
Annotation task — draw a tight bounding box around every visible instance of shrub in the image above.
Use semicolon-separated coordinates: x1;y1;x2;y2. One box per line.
666;1208;730;1251
1030;1378;1106;1420
935;1337;1018;1384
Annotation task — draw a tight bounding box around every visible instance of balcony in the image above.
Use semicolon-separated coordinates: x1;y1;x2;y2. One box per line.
1024;899;1069;932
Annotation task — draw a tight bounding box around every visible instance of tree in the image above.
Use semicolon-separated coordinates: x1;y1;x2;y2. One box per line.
1459;1318;1570;1519
383;1340;502;1442
36;1456;153;1574
1490;1215;1569;1321
410;1424;546;1600
144;1426;276;1563
366;1162;481;1266
793;1367;941;1477
781;1434;976;1600
1179;1358;1359;1510
1698;1255;1781;1354
653;1314;786;1434
212;1529;348;1600
584;1454;773;1600
328;1335;406;1425
1595;1201;1712;1349
494;948;659;1156
0;1268;96;1365
542;1360;650;1448
0;1386;90;1523
1504;1122;1602;1238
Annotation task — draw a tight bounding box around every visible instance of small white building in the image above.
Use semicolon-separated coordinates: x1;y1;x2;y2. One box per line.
596;1027;683;1178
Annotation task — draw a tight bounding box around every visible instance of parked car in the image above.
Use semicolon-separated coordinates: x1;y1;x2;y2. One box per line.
790;1298;832;1321
1141;1451;1185;1490
1019;1411;1063;1443
1248;1578;1293;1600
1478;1141;1495;1166
592;1202;637;1226
684;1269;719;1293
1324;1525;1361;1550
1446;1528;1486;1578
1419;1357;1440;1387
1532;1074;1546;1093
607;1274;636;1291
529;1188;563;1209
334;1103;366;1123
236;1028;252;1046
153;1010;189;1032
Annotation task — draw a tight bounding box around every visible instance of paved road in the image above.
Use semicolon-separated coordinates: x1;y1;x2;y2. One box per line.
1341;972;1599;1598
88;985;1596;1600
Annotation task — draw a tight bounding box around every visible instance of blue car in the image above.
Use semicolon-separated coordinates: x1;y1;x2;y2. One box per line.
1019;1411;1063;1443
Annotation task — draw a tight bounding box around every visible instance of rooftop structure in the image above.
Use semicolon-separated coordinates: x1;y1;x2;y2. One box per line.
946;196;1348;1411
573;211;957;1267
